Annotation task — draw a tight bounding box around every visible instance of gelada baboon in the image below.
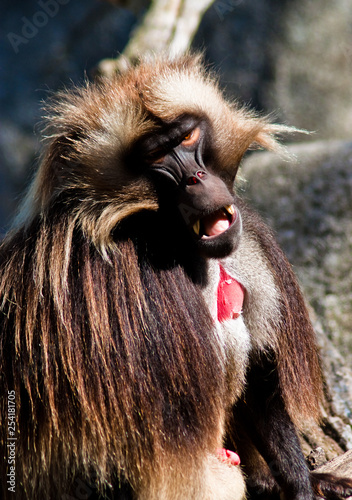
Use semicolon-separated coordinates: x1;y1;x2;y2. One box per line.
1;54;352;499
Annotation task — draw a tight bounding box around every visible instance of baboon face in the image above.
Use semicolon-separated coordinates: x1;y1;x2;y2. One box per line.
28;56;285;262
129;114;242;259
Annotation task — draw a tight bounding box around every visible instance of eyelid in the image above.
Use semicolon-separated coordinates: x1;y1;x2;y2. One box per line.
152;155;166;164
181;127;200;146
146;125;201;163
147;147;166;164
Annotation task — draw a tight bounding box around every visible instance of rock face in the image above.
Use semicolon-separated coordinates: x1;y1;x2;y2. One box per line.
194;0;352;140
265;0;352;140
242;141;352;367
241;141;352;452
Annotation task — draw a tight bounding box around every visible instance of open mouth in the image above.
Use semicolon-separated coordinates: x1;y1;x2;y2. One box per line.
192;205;237;239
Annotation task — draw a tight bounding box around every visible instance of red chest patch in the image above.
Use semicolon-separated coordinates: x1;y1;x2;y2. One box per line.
217;265;244;322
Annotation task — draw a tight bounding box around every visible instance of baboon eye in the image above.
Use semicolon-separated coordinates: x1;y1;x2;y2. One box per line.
181;127;200;146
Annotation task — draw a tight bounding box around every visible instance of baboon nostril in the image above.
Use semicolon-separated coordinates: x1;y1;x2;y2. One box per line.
187;176;199;185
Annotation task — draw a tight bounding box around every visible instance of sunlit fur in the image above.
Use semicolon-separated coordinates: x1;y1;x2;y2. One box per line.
0;54;320;499
14;54;293;257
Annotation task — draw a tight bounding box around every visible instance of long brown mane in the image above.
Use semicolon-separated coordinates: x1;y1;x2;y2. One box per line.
0;53;313;499
0;200;226;498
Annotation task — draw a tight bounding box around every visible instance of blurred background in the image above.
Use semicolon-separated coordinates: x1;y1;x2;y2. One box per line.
1;0;352;232
1;0;352;451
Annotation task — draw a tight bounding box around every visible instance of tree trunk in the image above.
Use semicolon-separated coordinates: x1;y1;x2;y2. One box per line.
97;0;215;76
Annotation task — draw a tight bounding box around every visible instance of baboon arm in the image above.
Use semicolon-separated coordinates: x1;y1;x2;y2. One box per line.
231;359;314;500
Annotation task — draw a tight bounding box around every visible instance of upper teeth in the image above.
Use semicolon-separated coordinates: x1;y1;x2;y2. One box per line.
225;205;235;215
193;220;200;235
193;205;235;236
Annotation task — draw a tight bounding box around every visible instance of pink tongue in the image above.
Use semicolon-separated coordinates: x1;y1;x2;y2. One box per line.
203;212;230;236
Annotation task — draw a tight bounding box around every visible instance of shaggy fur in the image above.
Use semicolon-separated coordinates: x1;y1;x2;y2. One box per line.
0;54;256;500
0;206;240;499
1;53;342;499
